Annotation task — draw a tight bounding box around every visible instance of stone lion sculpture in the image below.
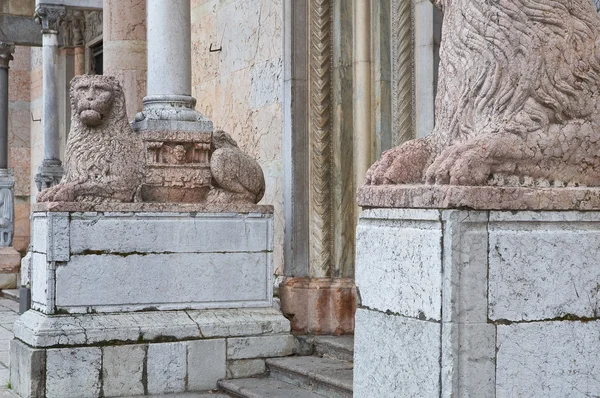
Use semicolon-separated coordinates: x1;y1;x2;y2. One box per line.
37;75;143;203
366;0;600;187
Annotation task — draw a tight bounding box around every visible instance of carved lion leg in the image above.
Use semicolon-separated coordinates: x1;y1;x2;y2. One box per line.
365;138;436;185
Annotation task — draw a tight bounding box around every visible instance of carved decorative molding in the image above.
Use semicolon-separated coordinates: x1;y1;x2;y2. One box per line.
60;10;86;48
308;0;333;276
35;4;67;34
0;42;15;69
0;171;15;247
391;0;414;145
84;11;103;44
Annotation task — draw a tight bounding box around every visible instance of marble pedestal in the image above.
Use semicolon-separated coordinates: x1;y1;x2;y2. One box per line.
11;203;294;397
354;207;600;398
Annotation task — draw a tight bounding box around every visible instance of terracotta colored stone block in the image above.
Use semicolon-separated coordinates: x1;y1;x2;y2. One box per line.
0;247;21;274
8;1;35;17
11;46;31;71
104;0;146;42
8;109;30;148
8;70;31;102
29;68;43;101
9;147;31;196
279;277;356;335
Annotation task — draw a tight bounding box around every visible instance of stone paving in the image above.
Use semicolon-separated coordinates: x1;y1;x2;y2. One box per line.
0;297;20;398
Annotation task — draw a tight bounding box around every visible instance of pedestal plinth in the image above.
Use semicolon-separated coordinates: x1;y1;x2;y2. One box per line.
12;203;294;397
354;186;600;398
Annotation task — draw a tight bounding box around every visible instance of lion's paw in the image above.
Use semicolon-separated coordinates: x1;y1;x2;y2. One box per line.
365;138;433;185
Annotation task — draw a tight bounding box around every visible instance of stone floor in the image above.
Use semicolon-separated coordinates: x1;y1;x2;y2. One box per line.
0;297;21;398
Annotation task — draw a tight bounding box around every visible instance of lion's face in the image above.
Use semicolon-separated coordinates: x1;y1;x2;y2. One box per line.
72;79;115;127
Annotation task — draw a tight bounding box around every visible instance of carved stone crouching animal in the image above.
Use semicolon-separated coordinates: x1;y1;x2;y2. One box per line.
366;0;600;188
37;75;143;203
208;130;265;204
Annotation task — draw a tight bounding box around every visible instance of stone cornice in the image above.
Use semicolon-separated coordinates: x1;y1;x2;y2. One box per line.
0;42;15;69
35;4;67;34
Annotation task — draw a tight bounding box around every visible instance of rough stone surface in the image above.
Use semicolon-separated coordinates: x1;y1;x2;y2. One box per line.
45;347;102;398
497;321;600;397
30;210;274;313
147;342;186;395
365;0;600;188
355;208;600;397
358;184;600;210
54;252;270;313
37;75;143;204
226;359;266;379
279;277;357;335
14;307;290;348
102;345;145;397
32;201;273;214
0;248;19;274
354;308;440;398
489;211;600;321
227;335;295;360
9;339;45;398
355;209;442;320
187;339;226;391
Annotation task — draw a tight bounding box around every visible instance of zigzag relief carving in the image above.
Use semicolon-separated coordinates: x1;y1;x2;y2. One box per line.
309;0;333;276
391;0;414;146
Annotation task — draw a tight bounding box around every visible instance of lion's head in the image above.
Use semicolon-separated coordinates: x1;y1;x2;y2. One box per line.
69;75;126;129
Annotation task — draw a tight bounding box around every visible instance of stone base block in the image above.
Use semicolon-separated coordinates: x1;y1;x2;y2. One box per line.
30;204;274;314
279;277;356;335
354;208;600;397
12;308;293;397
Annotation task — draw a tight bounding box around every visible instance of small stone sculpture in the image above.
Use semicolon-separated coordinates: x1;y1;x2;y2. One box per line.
366;0;600;188
37;75;143;203
0;187;13;246
208;130;265;204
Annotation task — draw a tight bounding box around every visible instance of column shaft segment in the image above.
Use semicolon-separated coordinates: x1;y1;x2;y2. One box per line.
34;4;66;191
0;43;13;170
147;0;191;97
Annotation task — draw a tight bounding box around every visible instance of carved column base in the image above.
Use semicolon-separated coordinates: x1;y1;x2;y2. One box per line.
34;159;63;192
133;95;213;133
279;277;357;335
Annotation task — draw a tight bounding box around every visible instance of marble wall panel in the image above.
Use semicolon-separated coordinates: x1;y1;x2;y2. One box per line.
9;147;30;195
192;0;284;274
12;199;30;254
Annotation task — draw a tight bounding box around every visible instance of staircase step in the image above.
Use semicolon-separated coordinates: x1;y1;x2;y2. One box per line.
313;336;353;362
266;356;352;398
219;377;328;398
0;289;19;303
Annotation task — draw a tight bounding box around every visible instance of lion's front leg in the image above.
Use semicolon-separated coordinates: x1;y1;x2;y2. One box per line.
425;133;530;185
37;182;78;202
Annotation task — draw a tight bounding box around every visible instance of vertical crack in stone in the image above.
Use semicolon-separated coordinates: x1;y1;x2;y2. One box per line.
309;0;334;277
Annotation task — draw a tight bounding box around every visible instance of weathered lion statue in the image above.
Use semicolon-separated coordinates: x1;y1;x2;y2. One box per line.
366;0;600;187
37;75;143;203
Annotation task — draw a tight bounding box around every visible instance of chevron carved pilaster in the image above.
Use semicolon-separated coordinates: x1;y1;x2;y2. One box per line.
392;0;415;145
308;0;333;277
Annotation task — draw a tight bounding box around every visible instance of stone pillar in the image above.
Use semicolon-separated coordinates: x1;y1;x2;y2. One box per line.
0;42;20;280
353;0;372;191
103;0;147;121
134;0;212;132
34;4;66;192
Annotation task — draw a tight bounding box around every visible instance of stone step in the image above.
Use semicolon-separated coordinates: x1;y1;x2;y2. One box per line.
266;356;353;398
219;377;328;398
0;289;19;303
313;336;353;362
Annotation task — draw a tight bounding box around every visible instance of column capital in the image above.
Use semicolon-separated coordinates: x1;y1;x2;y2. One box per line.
0;42;15;69
35;4;67;34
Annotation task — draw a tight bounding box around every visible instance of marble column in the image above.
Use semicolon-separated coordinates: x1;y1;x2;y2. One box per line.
353;0;372;195
34;4;66;192
0;42;20;275
103;0;147;121
133;0;212;132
